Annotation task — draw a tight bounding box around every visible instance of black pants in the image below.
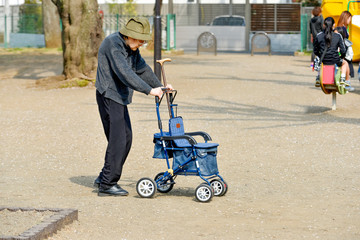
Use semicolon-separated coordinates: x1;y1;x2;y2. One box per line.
96;91;132;189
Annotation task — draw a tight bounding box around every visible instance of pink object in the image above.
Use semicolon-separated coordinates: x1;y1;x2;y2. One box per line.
322;65;335;84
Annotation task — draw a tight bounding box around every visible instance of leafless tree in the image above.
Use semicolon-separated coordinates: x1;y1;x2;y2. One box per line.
42;0;61;48
51;0;104;80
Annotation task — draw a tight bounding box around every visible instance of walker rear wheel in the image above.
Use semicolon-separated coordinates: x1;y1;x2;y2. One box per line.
136;178;156;198
195;183;213;202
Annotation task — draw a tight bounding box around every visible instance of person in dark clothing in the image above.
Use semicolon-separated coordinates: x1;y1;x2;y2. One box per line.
313;17;353;91
309;6;324;67
94;17;172;196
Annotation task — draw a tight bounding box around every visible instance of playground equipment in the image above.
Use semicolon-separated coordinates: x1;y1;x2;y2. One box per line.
321;0;360;61
318;63;347;110
316;0;358;110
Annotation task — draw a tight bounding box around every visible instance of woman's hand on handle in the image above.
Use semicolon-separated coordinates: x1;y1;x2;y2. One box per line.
150;84;174;98
150;87;163;98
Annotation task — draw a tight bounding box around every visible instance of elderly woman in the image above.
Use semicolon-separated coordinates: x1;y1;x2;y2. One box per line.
95;17;172;196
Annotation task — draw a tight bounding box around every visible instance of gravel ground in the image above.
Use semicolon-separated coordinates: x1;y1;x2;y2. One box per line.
1;49;360;239
0;209;54;236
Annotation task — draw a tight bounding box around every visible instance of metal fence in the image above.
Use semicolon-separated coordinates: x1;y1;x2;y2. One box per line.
1;3;304;30
12;14;43;34
251;4;301;32
302;6;315;51
0;3;306;48
297;7;317;51
102;14;165;36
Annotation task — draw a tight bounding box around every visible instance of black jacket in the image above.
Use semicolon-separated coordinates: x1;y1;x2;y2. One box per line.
313;31;346;65
309;15;323;39
95;32;162;105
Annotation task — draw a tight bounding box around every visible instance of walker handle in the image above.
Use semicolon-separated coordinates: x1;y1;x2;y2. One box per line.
155;89;177;105
157;58;172;118
156;58;172;66
161;87;175;92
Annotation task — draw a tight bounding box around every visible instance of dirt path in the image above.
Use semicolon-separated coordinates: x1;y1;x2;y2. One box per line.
1;50;360;239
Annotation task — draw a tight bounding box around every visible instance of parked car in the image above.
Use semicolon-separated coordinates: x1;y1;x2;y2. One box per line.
210;15;246;26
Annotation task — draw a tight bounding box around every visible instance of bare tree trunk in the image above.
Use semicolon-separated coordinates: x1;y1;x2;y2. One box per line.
43;0;61;48
51;0;104;80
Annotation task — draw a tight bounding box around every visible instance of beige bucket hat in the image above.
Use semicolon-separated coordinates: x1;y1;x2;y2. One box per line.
120;17;152;41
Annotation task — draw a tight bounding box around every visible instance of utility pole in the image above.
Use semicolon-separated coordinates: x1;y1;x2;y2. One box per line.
154;0;162;81
245;0;251;52
168;0;173;14
229;0;233;16
4;0;10;48
197;0;200;25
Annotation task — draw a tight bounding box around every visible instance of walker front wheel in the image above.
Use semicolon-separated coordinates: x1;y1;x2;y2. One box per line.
210;179;225;196
154;172;174;193
220;180;228;196
195;183;213;202
136;178;156;198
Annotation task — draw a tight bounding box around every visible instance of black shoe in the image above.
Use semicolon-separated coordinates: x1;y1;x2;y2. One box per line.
94;176;102;188
98;185;129;197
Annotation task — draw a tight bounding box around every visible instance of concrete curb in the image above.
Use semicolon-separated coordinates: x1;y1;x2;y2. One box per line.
0;206;78;240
